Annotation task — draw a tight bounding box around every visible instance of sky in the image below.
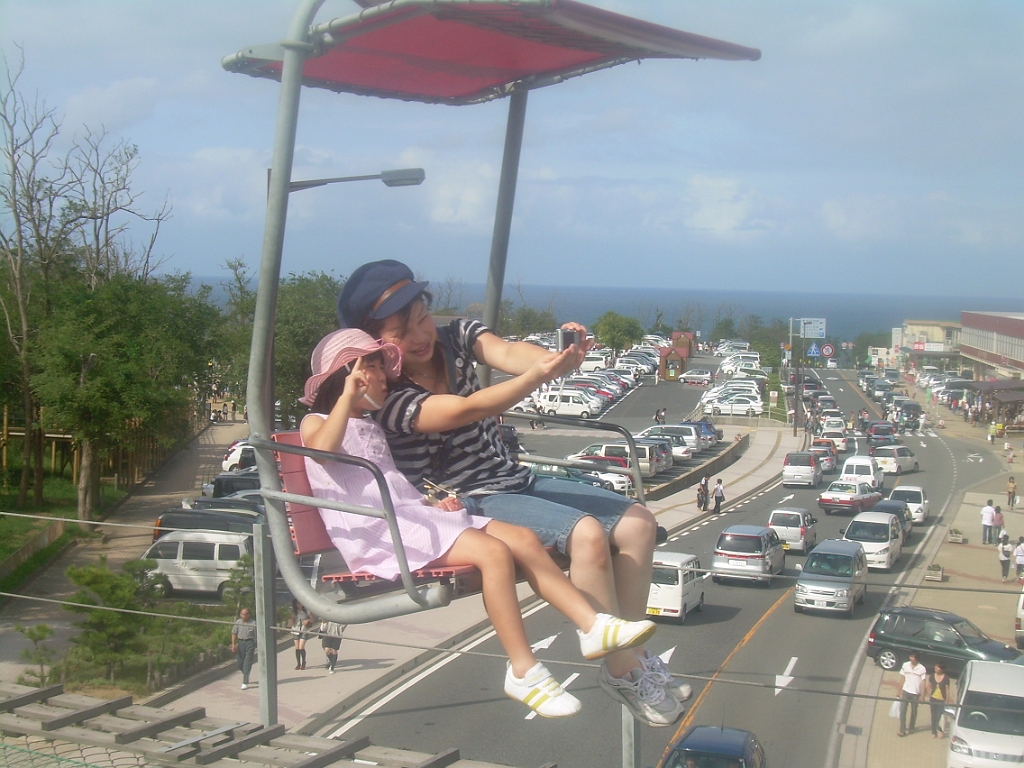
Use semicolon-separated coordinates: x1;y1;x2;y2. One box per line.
1;1;1022;298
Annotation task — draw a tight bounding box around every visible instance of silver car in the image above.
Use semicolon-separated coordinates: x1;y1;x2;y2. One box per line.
711;525;786;586
793;539;868;617
767;507;818;553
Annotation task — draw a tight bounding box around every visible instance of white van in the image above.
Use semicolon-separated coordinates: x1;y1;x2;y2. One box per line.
841;511;902;570
839;455;884;491
142;530;251;597
579;353;609;372
539;391;597;418
568;442;657;478
647;552;707;623
1016;586;1024;649
947;661;1024;768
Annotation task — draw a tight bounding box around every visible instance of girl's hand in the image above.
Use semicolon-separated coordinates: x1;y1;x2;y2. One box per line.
342;357;369;402
436;496;464;512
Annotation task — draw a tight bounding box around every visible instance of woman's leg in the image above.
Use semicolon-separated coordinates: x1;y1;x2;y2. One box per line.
432;528;537;677
482;520;597;631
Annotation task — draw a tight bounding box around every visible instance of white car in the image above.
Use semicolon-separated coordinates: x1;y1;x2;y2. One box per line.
842;510;903;571
711;395;764;416
887;485;929;522
222;442;254;472
871;445;919;475
634;430;693;461
680;369;713;385
821;430;849;452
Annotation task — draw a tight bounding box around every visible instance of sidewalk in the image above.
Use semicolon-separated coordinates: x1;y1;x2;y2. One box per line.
841;395;1019;768
149;422;804;734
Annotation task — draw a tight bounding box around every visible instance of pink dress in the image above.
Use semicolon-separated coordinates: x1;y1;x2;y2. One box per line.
302;414;489;580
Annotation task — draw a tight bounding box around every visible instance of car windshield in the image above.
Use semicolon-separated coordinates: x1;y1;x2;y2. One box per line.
804;553;854;577
828;483;857;494
957;691;1024;736
651;566;680;586
845;521;889;542
889;489;922;504
665;751;743;768
953;619;987;645
717;534;763;554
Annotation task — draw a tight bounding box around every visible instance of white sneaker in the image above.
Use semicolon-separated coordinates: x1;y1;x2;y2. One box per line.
578;614;657;660
240;684;248;690
638;649;693;702
598;663;684;727
504;662;581;718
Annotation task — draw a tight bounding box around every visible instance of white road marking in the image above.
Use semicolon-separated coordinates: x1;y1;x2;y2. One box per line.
525;672;580;720
920;441;927;448
531;635;558;652
780;494;795;502
967;453;982;463
660;647;676;665
775;656;798;696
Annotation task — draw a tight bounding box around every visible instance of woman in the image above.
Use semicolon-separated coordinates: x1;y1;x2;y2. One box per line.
1009;476;1018;510
336;260;685;727
290;600;313;670
925;662;952;738
998;534;1013;582
713;478;725;514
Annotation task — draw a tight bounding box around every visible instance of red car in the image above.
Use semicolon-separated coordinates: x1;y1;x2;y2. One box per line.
817;481;882;516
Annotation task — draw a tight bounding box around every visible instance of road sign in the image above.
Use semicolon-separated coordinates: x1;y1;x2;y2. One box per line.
800;318;826;339
821;343;835;357
807;342;821;357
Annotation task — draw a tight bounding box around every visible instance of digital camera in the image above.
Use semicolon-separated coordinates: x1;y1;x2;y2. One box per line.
556;328;581;352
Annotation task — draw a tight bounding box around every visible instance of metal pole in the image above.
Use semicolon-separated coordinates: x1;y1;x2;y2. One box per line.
789;318;796;436
481;88;529;386
794;319;802;437
622;707;641;768
253;523;278;727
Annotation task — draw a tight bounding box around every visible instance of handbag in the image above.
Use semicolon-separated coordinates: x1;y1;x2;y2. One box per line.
889;699;901;719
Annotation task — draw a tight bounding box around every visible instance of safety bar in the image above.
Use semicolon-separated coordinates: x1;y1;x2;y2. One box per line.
500;411;647;505
248;436;452;624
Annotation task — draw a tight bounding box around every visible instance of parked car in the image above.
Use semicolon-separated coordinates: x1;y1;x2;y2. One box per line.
866;605;1020;675
656;725;768;768
817;481;882;515
635;431;693;461
538;390;599;418
202;468;262;498
710;395;764;416
566;442;660;478
141;530;252;596
222;442;255;472
841;510;903;570
947;661;1024;768
529;463;611;490
639;424;705;454
153;507;263;541
768;507;818;553
646;552;707;623
870;444;919;475
782;452;822;488
794;539;868;617
680;368;713;385
887;485;929;523
711;525;786;586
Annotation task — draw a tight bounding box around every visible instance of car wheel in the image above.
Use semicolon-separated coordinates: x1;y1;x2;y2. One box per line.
895;467;901;477
228;464;239;472
217;582;229;600
153;580;173;598
677;604;687;625
547;409;557;416
794;603;803;613
877;648;900;671
694;593;704;613
913;463;919;473
580;411;590;419
857;588;866;605
712;408;721;416
711;575;722;585
747;408;755;416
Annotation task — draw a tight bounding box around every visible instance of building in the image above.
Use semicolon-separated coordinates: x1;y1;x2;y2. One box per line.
959;312;1024;380
900;319;962;372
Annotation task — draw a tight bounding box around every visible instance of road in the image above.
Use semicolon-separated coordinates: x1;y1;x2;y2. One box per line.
316;362;983;768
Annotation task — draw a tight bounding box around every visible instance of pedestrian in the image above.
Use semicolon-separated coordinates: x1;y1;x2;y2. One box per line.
993;506;1005;543
658;408;667;425
231;401;237;421
696;476;708;511
981;499;996;545
291;599;313;670
1009;477;1018;510
319;618;346;673
897;651;928;737
230;607;257;690
298;327;662;720
713;478;725;514
999;534;1014;582
1015;537;1024;582
925;662;953;738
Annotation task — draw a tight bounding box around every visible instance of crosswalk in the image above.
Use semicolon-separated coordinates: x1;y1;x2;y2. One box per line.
850;429;937;438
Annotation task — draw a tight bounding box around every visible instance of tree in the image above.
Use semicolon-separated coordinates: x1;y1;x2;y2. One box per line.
432;275;464;315
648;308;673;339
15;623;55;687
593;311;643;353
220;553;256;615
216;258;258;406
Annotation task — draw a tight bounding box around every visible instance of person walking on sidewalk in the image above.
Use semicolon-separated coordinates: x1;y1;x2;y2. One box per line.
999;534;1014;582
291;600;313;670
981;500;996;545
696;476;709;512
231;608;257;690
993;506;1005;543
898;652;928;736
713;478;726;514
319;618;346;673
1015;537;1024;582
1009;477;1018;510
925;662;953;738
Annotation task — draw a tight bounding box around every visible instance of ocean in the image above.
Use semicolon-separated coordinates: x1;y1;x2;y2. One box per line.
194;277;1020;341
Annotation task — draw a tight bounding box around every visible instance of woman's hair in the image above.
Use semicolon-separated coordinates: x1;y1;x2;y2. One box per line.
361;289;433;339
308;351;383;414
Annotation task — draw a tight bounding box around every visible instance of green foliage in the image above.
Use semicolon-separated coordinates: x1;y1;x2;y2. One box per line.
274;271;345;425
501;303;558;338
220;553;255;615
15;623;55;687
216;258;258;404
593;311;644;353
710;316;737;343
648;309;673;339
853;330;891;367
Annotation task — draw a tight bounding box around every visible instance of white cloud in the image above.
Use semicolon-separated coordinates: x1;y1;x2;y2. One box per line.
683;175;760;237
63;78;159;134
425;160;497;230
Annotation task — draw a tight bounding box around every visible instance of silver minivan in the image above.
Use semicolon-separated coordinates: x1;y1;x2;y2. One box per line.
767;507;818;553
793;539;867;617
142;530;251;597
711;525;786;586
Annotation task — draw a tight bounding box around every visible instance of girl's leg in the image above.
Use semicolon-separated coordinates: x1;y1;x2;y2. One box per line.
607;504;658;621
432;528;536;677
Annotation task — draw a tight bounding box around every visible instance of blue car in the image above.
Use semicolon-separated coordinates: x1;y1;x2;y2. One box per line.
657;725;768;768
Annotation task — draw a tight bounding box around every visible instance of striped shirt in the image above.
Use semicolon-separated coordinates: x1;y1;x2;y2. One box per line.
376;319;532;497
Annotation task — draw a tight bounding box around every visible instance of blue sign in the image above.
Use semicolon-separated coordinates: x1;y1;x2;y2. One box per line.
807;342;821;357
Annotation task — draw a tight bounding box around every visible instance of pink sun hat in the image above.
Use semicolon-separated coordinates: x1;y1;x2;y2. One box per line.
299;329;402;407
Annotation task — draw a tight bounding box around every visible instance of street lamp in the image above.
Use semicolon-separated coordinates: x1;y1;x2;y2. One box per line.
266;167;425;196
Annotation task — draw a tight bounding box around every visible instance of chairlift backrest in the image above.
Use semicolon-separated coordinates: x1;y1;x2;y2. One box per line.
271;431;335;555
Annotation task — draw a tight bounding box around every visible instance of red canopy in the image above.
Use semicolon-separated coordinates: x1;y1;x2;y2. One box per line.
223;0;760;105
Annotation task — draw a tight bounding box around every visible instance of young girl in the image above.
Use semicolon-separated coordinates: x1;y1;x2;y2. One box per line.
299;329;657;719
290;599;313;670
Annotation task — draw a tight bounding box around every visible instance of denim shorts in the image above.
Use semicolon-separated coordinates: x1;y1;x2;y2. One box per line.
461;476;635;554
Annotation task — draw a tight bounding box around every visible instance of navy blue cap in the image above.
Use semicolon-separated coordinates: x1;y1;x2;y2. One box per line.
336;260;429;329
